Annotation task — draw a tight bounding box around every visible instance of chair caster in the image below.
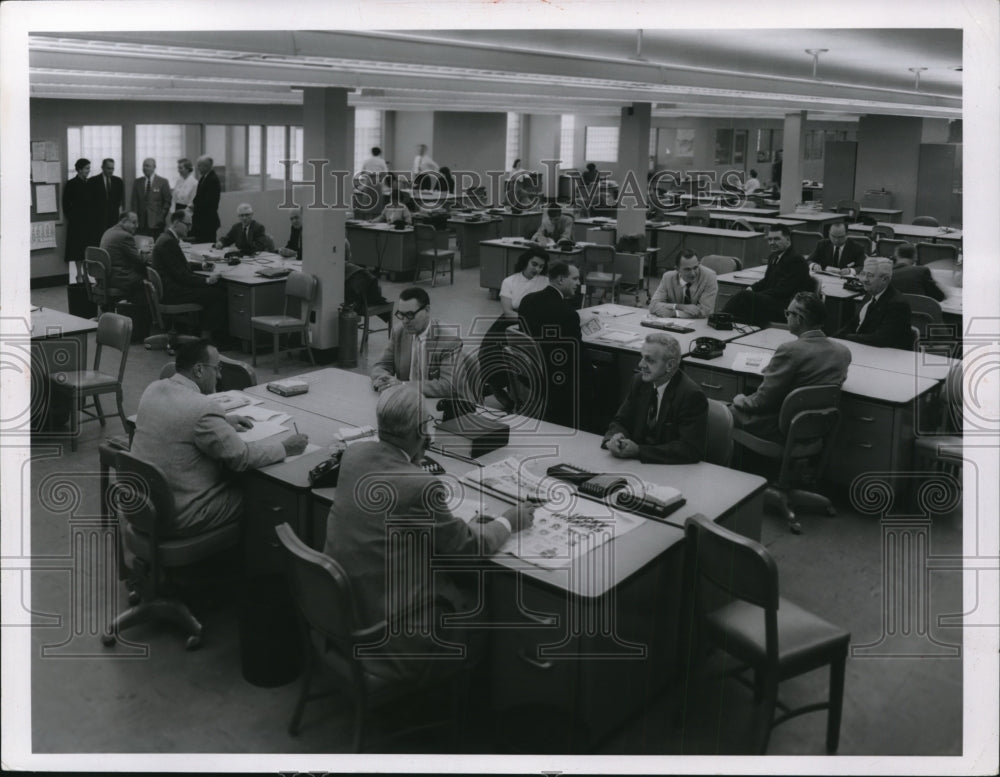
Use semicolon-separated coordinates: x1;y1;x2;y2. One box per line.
101;631;116;647
825;505;837;517
789;519;803;535
184;634;202;651
128;588;141;606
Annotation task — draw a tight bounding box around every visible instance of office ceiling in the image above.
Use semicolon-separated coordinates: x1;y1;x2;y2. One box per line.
28;28;962;120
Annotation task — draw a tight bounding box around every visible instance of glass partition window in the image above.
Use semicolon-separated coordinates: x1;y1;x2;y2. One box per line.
266;126;287;182
289;126;303;181
353;110;382;173
560;114;576;169
135;125;184;177
66;125;122;178
585;126;619;163
247;126;262;175
505;112;521;170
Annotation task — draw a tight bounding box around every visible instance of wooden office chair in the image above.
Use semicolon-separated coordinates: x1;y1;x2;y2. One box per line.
790;230;823;258
699;254;742;275
677;513;850;754
49;311;132;452
911;215;940;227
275;523;470;752
219;355;258;390
503;326;547;418
414;223;455;286
101;449;243;650
686;207;711;227
614;248;653;306
251;270;317;374
834;199;861;220
876;237;906;259
359;296;394;354
143;266;202;355
731;384;842;535
704;399;734;466
902;293;943;340
581;243;621;306
915;241;958;269
84;246;126;314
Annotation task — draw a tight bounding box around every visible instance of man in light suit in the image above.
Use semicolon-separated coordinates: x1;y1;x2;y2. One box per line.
371;286;463;398
530;205;574;245
324;386;533;682
731;291;852;440
131;339;308;537
191;155;221;243
88;157;126;246
807;222;867;275
649;250;719;318
602;332;709;464
99;211;148;303
214;203;270;255
837;256;913;350
130;157;172;238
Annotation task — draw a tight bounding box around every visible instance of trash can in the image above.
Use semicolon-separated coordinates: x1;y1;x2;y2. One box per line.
115;301;150;344
338;304;359;368
239;574;303;687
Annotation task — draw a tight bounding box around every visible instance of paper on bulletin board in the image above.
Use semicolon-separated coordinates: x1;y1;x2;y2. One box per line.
31;222;58;250
45;161;62;182
35;185;58;214
31;160;47;181
31;141;46;161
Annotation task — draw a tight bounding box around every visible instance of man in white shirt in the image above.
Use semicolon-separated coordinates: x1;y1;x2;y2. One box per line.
412;143;439;190
361;146;389;181
649;250;719;318
172;157;197;217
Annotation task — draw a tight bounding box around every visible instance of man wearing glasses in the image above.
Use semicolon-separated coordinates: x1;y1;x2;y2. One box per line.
729;292;851;440
131;339;308;538
371;287;463;398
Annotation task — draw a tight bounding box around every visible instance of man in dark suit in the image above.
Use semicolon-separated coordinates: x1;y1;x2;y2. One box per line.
723;224;813;327
807;222;867;275
602;332;708;463
214;203;270;255
277;208;302;259
517;260;589;427
88;157;125;245
99;211;148;303
153;211;228;339
191;155;221;244
891;243;945;301
837;257;913;350
130;157;172;238
323;385;533;682
731;291;852;439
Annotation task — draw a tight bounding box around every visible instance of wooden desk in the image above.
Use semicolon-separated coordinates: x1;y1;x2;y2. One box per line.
859;207;903;223
847;222;963;245
656;224;768;269
30;306;99;431
479;238;585;298
777;211;847;235
345;222;417;280
447;216;502;268
714;265;862;331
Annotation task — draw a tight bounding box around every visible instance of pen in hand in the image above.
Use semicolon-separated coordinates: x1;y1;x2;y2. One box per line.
293;422;299;434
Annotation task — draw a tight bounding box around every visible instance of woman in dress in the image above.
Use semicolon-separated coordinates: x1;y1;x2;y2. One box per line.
62;158;91;281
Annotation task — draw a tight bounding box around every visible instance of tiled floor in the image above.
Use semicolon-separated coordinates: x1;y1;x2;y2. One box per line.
25;266;964;758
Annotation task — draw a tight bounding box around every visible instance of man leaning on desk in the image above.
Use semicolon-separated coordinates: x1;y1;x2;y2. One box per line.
837;256;913;350
214;203;270;255
371;287;463;398
324;386;534;681
602;332;708;463
648;249;718;318
731;292;851;440
131;339;308;538
807;222;867;276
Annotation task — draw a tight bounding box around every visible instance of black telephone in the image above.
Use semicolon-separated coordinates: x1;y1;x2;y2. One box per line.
308;447;345;488
689;337;726;360
707;312;734;331
437;397;476;422
843;277;864;293
556;238;576;250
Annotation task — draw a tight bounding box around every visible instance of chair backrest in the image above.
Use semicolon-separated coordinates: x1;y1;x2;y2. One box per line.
158;361;177;380
218;355;258;390
704;398;733;466
686;207;711;227
790;230;823;257
112;449;177;550
727;218;754;232
503;326;547;418
94;312;132;380
943;361;963;434
901;293;943;333
283;270;317;321
835;200;861;219
263;233;276;252
684;513;779;613
699;254;741;275
915;241;958;268
777;384;842;437
84;246;114;303
143;278;166;330
414;223;438;253
870;225;895;241
452;344;486;406
876;237;906;259
911;216;940;227
583;243;615;273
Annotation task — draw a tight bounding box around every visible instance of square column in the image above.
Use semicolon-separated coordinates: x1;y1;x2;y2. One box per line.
616;103;652;244
779;112;807;215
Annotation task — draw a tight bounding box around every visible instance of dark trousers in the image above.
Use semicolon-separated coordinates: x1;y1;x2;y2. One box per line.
723;288;785;327
164;283;228;336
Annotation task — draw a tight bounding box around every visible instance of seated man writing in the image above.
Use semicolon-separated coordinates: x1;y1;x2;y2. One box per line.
371;287;463;398
602;332;708;464
648;250;718;319
323;385;534;682
531;205;574;246
130;340;308;537
213;202;270;255
807;222;867;276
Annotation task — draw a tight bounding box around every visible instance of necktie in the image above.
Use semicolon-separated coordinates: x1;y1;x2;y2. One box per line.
646;388;661;434
145;178;151;197
244;226;249;245
856;295;873;331
410;334;422;382
683;283;692;305
104;175;110;196
835;245;842;267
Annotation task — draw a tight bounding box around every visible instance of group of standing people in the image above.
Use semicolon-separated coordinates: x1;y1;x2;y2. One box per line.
62;154;222;280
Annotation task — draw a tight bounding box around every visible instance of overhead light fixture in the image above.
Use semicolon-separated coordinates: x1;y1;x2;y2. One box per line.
805;48;828;80
951;66;963;72
909;66;928;90
630;29;648;62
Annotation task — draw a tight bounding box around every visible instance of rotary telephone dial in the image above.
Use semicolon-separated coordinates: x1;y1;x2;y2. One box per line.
688;337;726;360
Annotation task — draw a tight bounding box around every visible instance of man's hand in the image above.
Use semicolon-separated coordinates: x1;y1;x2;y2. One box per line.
608;435;640;459
731;393;748;410
649;301;674;317
226;414;254;432
213;241;224;249
282;433;309;456
502;502;536;533
205;274;219;285
809;262;822;273
372;374;400;392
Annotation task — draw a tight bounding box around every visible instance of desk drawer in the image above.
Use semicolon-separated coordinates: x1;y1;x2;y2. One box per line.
227;284;252;340
682;364;740;401
243;476;304;576
828;399;895;483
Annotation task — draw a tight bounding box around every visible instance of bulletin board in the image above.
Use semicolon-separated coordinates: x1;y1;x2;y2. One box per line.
30;139;61;250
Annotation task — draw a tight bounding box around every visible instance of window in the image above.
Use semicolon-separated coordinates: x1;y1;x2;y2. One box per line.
266;126;287;181
135;125;184;178
585;126;619;163
505;112;521;170
289;126;303;181
560;114;575;168
247;126;262;175
804;130;825;161
66;125;122;178
353;109;383;173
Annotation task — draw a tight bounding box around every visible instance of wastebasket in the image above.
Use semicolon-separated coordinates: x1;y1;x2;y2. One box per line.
338;304;359;368
239;574;303;687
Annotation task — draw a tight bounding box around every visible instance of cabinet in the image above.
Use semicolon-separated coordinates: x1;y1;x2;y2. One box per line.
682;362;741;401
225;280;285;344
242;475;309;576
